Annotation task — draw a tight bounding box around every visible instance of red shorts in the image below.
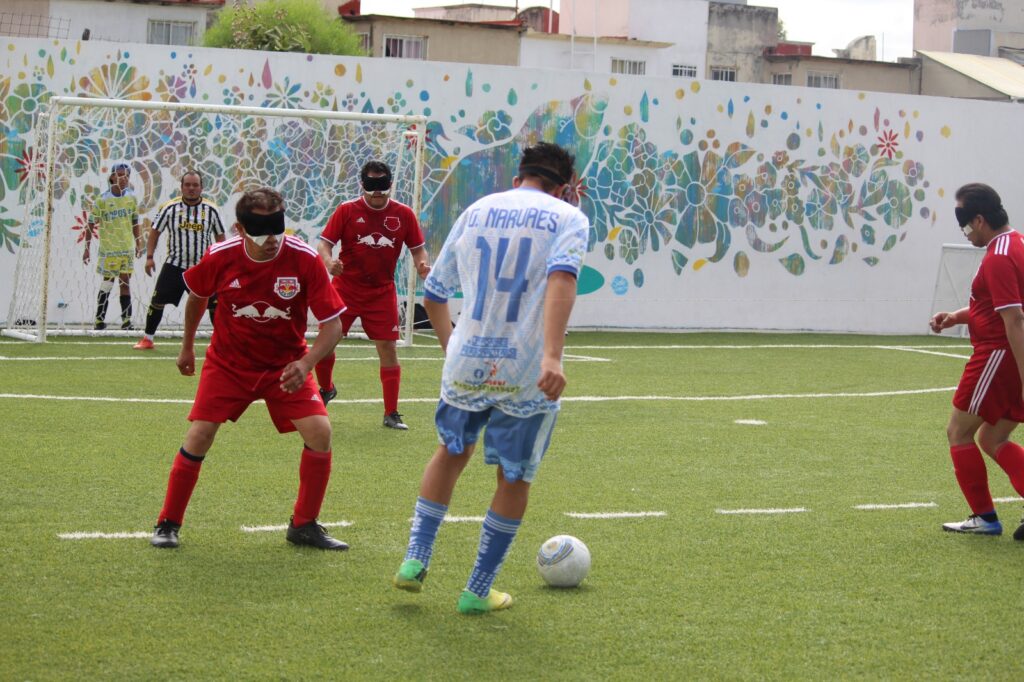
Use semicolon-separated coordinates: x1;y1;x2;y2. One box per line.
335;281;399;341
188;355;327;433
952;346;1024;425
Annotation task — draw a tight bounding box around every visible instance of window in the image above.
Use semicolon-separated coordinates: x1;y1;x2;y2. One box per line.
772;73;793;85
672;64;697;78
357;32;371;55
384;35;426;59
147;20;194;46
710;66;737;82
611;58;646;76
807;71;840;89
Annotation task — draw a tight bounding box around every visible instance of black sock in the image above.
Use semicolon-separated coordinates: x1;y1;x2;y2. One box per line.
95;290;110;323
145;304;164;336
120;295;132;323
980;512;999;523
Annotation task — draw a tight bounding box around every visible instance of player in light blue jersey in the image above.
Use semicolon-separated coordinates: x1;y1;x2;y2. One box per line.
393;142;589;614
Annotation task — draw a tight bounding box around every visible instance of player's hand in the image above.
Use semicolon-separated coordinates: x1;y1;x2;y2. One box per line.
145;258;156;276
177;348;196;376
327;258;344;277
135;245;144;259
930;312;955;334
416;262;431;279
536;357;566;401
279;359;310;393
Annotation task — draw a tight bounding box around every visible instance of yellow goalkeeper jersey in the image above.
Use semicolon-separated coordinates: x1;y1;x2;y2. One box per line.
89;190;138;255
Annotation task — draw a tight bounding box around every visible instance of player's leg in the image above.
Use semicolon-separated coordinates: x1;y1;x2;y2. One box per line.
151;419;221;548
94;275;115;329
943;408;999;534
394;403;485;592
376;339;405;429
977;419;1024;539
118;270;133;329
457;410;557;615
138;264;183;348
314;313;352;406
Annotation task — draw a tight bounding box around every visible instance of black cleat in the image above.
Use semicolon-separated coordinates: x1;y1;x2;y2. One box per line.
151;519;181;549
1014;516;1024;541
121;320;134;330
286;518;349;551
94;321;107;330
383;411;409;430
319;385;337;407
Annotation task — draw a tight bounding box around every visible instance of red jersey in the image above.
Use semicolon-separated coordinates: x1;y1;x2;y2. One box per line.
968;229;1024;349
183;236;345;371
320;197;425;289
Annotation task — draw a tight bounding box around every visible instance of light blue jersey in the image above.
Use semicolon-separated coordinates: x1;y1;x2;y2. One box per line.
425;186;589;417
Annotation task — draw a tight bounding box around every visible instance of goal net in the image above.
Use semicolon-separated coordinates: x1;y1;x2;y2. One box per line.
930;243;983;339
4;96;427;344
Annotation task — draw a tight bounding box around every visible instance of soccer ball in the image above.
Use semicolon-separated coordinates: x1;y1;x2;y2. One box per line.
536;535;591;587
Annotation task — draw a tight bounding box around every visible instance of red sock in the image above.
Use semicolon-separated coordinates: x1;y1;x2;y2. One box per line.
315;352;336;391
157;449;204;526
994;441;1024;497
381;364;401;414
293;447;332;527
950;443;994;515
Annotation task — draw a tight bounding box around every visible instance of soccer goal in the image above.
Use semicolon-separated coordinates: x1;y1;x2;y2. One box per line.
930;243;983;339
4;96;427;345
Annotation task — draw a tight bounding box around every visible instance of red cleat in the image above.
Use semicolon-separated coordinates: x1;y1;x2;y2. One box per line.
133;337;155;350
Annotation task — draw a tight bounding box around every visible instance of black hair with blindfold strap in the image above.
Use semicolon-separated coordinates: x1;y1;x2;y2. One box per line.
237;210;286;236
518;164;567;186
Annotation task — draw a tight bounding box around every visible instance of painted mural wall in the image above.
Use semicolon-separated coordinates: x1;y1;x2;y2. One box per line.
1;36;1021;334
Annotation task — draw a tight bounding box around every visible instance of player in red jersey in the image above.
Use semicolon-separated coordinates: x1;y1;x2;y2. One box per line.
150;188;349;551
931;183;1024;539
315;161;431;430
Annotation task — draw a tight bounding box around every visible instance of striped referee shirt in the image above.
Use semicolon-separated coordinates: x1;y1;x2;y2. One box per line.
153;198;226;269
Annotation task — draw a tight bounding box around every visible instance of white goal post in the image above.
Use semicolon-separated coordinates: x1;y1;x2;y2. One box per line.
930;243;983;339
4;96;427;344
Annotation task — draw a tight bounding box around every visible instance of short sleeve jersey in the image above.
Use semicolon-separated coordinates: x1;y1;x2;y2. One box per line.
319;198;425;289
153;198;225;269
89;190;138;255
424;186;589;417
969;229;1024;349
183;236;345;372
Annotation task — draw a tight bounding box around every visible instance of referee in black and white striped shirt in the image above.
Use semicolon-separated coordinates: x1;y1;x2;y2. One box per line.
133;170;226;349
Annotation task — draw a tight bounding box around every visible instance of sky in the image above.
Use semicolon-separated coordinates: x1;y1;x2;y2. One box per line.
361;0;916;61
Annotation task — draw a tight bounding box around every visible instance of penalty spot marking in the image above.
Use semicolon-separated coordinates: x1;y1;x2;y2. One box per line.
564;511;667;519
242;521;353;533
854;502;937;510
734;419;767;425
716;507;809;515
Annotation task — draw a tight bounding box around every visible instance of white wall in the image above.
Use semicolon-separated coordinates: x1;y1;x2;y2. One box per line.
51;0;209;44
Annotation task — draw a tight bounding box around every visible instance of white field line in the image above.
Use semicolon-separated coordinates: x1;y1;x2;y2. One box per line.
241;521;353;533
563;344;971;351
716;507;809;515
58;531;151;540
562;353;612;362
994;496;1024;503
564;511;667;519
0;355;446;362
734;419;767;425
876;346;971;360
0;386;958;406
405;515;486;523
854;502;937;510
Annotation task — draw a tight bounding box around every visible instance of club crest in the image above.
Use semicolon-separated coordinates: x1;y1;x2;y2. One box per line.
383;216;401;232
274;276;300;300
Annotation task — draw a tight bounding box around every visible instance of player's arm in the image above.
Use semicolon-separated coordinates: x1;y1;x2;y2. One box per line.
177;293;209;377
317;238;343;277
999;306;1024;399
410;244;431;279
537;271;577;401
929;307;968;333
133;215;143;258
279;317;343;393
144;227;160;276
83;220;94;264
424;297;453;353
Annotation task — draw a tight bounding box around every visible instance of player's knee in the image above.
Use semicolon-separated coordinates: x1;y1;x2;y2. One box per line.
976;430;1007;457
946;419;977;446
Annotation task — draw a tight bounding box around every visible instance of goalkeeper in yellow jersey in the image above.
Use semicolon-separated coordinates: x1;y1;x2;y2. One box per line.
83;162;142;330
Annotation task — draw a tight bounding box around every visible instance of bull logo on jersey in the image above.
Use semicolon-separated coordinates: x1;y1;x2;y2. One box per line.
273;276;300;300
356;233;396;249
383;216;401;232
231;301;293;323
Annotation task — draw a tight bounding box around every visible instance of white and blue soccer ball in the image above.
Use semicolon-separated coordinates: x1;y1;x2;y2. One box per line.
537;535;591;587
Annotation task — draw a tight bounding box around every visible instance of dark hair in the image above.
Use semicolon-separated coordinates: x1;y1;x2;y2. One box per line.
518;142;576;193
360;160;392;184
181;169;203;186
236;187;284;215
955;183;1008;229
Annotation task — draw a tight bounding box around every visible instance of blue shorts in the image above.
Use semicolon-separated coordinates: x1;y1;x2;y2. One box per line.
434;400;558;483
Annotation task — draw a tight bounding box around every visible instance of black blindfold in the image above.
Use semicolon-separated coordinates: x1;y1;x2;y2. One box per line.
238;210;286;236
954;206;976;228
362;175;392;193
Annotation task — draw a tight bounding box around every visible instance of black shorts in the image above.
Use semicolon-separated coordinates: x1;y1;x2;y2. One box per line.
152;263;189;307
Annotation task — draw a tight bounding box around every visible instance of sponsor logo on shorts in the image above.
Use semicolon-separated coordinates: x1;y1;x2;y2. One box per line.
231;301;292;323
274;277;300;300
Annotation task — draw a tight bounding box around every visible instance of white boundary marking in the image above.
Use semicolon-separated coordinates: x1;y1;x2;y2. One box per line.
854;502;937;510
876;346;971;360
734;419;767;425
994;496;1024;503
563;343;971;351
564;511;667;519
444;515;486;523
241;521;353;533
562;353;612;363
716;507;809;515
58;531;151;540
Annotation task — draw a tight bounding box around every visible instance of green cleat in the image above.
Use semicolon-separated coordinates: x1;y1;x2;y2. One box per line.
457;588;512;615
393;559;427;592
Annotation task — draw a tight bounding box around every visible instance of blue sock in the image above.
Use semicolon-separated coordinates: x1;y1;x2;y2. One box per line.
466;509;521;598
405;496;448;568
